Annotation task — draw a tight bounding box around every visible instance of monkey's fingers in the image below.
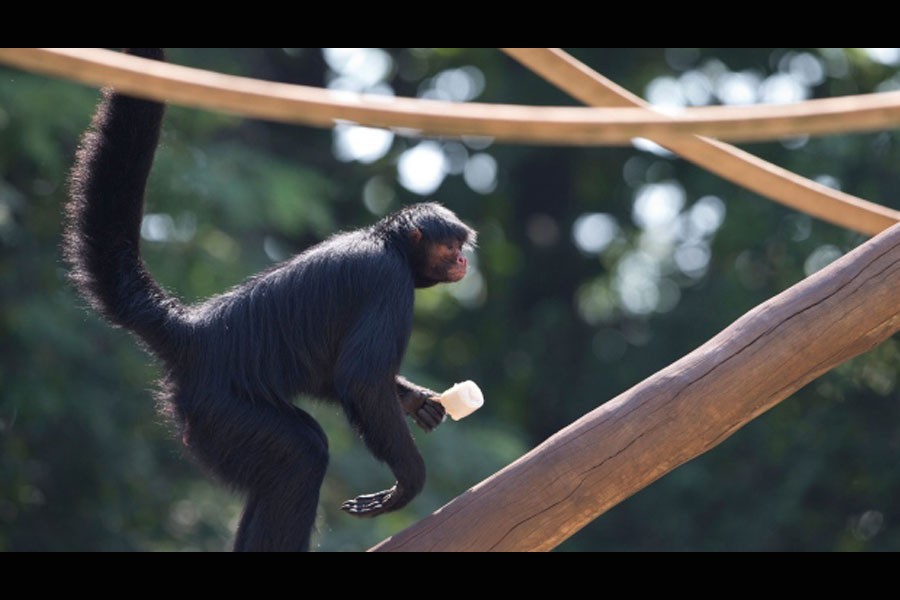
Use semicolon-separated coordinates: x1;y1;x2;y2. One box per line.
414;399;446;432
413;411;436;431
425;398;446;421
341;487;397;518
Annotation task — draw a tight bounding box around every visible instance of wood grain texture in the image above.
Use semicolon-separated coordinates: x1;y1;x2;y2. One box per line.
501;48;900;236
372;221;900;551
4;48;900;153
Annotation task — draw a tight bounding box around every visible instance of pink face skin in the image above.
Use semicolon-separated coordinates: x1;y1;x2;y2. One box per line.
431;239;468;283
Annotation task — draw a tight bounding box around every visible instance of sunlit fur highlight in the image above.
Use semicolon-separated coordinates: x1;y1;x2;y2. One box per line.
64;48;476;552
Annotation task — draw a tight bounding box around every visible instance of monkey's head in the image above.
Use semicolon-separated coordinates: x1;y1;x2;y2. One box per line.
389;202;477;289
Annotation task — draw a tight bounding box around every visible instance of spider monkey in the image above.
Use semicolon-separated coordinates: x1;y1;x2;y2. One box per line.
64;48;477;552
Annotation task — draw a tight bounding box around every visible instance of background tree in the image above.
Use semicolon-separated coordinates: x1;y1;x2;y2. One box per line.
2;48;899;551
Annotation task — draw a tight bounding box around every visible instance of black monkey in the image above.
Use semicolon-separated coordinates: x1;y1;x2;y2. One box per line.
64;48;477;552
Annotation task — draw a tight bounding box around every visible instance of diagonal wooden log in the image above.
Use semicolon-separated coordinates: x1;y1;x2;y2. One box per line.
372;221;900;551
500;48;900;237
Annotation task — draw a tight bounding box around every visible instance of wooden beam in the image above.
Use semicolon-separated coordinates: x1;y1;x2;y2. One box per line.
5;48;900;147
501;48;900;237
4;47;897;237
372;221;900;551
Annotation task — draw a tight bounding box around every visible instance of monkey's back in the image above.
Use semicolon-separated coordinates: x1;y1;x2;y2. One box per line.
182;230;415;406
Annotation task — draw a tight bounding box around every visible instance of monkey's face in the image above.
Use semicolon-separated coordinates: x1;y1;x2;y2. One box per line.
413;238;469;288
433;239;468;283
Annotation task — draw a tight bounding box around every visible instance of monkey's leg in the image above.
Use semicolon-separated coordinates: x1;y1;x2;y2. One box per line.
232;494;259;551
187;398;328;552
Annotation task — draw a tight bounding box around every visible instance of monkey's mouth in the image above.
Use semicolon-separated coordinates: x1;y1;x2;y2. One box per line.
447;256;467;282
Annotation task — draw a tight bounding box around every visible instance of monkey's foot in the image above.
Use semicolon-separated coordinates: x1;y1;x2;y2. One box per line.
341;486;399;518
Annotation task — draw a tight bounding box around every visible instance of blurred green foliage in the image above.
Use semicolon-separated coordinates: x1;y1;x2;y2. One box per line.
2;48;900;551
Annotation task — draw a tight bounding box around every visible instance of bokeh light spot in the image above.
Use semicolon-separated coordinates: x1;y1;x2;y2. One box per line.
397;141;447;196
463;153;498;194
573;213;619;254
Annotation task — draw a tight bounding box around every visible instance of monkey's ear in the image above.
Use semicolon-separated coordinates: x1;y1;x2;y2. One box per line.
408;228;423;245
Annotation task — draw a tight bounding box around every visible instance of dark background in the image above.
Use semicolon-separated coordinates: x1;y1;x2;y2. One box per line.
2;48;899;551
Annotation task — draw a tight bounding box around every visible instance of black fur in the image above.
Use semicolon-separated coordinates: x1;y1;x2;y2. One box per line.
64;48;476;552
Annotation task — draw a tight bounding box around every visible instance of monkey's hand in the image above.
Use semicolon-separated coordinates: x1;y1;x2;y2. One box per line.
341;484;402;518
399;389;446;432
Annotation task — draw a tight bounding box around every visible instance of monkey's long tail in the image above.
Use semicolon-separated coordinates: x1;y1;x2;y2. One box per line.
63;48;188;364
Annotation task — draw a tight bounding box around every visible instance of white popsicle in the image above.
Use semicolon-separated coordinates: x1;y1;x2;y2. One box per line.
437;380;484;421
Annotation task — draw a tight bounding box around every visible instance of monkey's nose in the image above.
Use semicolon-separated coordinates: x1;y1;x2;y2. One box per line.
457;255;467;267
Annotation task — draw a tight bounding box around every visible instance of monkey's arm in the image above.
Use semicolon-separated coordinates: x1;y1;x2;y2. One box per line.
337;375;427;518
396;375;446;432
334;300;429;518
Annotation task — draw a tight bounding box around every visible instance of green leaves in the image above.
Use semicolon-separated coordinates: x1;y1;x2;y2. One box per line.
4;48;900;551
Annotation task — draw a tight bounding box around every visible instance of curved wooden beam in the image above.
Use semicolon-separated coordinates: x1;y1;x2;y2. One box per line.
4;48;900;148
372;220;900;551
501;48;900;237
